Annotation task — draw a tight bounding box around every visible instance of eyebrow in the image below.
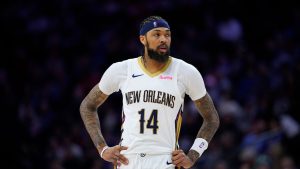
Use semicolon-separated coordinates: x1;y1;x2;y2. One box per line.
152;29;171;32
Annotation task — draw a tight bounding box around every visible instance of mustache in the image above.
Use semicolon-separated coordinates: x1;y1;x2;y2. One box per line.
157;44;168;49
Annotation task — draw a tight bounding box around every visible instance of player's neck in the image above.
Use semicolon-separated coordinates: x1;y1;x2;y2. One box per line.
142;55;168;74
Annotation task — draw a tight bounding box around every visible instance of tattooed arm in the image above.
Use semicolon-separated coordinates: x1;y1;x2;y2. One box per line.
80;85;129;165
79;84;109;151
172;93;219;168
187;93;220;163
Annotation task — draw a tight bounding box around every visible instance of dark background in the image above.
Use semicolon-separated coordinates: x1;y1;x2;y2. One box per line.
1;0;300;168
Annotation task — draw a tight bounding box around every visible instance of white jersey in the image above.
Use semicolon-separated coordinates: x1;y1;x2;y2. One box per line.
99;56;206;155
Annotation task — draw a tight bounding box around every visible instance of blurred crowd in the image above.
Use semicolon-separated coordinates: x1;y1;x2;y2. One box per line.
2;0;300;169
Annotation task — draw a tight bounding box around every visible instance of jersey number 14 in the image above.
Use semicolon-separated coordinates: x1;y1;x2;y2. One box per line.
138;109;159;134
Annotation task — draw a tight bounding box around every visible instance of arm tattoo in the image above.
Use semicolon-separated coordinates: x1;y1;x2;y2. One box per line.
194;93;219;142
187;150;200;164
188;93;220;161
79;84;109;151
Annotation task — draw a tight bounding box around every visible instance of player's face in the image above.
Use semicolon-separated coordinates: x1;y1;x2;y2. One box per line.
144;28;171;63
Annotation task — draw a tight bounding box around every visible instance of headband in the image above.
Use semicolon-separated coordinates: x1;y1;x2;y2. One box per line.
139;19;170;35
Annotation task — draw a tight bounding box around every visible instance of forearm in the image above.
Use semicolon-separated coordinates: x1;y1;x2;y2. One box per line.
80;102;107;149
79;85;109;151
187;119;219;162
188;93;220;162
196;117;219;143
194;93;219;142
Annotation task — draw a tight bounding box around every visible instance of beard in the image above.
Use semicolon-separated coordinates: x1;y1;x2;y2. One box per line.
146;44;170;63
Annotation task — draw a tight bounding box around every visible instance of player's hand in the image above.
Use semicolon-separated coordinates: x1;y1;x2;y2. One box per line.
101;145;129;166
171;149;194;168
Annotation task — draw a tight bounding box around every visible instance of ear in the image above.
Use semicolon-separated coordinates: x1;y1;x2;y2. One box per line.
139;35;146;45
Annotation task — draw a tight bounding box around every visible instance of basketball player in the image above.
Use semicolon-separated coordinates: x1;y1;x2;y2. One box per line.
80;16;220;169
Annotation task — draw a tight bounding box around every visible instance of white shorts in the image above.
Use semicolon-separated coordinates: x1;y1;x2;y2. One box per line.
117;153;176;169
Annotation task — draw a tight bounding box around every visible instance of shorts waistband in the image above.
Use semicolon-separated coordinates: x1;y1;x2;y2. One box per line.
122;152;171;156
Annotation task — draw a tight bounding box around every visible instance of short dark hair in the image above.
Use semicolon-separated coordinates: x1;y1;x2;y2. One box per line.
139;16;166;30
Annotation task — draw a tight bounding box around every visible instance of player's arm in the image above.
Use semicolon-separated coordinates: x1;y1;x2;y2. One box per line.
188;93;220;162
79;85;128;165
80;84;108;152
172;93;219;168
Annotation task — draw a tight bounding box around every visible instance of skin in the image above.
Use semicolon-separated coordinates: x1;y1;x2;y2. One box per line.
171;94;220;168
79;85;129;165
80;27;219;168
139;27;171;73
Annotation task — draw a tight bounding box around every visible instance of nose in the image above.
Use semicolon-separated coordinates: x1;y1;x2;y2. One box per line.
159;35;167;43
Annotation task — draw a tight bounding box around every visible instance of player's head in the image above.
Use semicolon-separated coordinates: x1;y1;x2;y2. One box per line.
139;16;171;63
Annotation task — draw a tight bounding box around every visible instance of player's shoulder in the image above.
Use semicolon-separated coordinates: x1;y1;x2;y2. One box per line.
171;56;197;70
110;57;137;69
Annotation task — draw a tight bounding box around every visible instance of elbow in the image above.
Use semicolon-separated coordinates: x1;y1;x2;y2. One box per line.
213;113;220;131
79;100;87;116
207;112;220;131
79;99;97;116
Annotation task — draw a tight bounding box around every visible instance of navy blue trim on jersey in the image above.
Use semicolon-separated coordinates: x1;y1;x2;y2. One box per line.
174;105;183;150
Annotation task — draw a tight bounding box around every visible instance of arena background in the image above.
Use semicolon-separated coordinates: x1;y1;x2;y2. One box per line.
1;0;300;168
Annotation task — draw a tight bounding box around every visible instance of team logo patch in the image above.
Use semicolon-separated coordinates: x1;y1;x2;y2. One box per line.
199;142;205;148
153;21;157;27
